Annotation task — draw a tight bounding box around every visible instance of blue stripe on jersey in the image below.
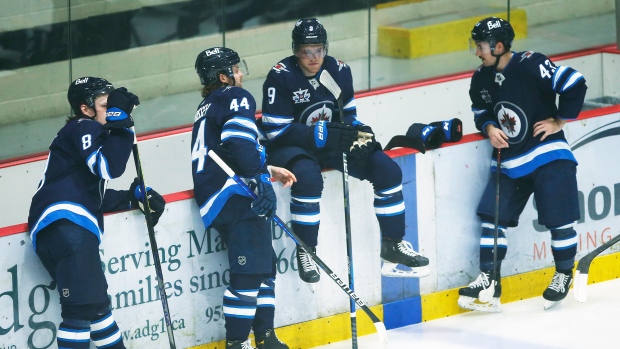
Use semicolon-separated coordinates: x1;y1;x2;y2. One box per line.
491;140;577;178
30;201;102;249
199;178;252;228
262;113;294;140
343;97;356;111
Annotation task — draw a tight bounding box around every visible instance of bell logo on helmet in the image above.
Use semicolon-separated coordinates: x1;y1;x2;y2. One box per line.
205;48;221;56
487;20;502;30
75;77;89;85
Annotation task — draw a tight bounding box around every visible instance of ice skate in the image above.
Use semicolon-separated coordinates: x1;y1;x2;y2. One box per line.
380;238;430;277
543;271;572;310
457;271;502;313
255;329;289;349
227;338;256;349
296;247;320;286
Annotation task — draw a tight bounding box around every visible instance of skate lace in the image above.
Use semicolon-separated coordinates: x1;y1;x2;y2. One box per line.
548;272;568;292
397;240;421;257
469;272;490;288
299;250;318;272
240;339;254;349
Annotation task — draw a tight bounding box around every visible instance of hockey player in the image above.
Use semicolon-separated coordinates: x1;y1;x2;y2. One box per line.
458;17;587;312
28;77;166;348
259;18;430;284
191;47;294;349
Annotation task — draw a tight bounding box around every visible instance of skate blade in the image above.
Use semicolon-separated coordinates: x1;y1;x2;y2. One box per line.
381;262;430;278
543;299;564;310
457;296;502;313
306;282;317;293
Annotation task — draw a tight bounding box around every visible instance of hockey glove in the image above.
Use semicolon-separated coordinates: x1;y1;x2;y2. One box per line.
250;173;277;217
309;121;357;152
350;124;377;159
429;118;463;142
129;177;165;226
407;123;445;150
103;87;140;129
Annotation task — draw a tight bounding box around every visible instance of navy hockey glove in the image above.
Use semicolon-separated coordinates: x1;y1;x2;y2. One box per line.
250;173;277;217
103;87;140;129
309;121;357;152
407;123;445;150
350;124;377;159
129;178;165;226
429;118;463;142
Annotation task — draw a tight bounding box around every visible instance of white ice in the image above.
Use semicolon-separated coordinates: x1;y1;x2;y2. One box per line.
315;278;620;349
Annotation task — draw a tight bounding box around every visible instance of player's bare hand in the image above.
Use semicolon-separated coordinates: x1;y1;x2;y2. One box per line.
533;117;566;141
486;124;509;149
268;166;297;188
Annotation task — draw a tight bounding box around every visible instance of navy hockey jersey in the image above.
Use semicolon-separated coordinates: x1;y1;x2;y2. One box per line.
191;86;267;228
470;51;587;178
28;119;134;248
260;55;362;148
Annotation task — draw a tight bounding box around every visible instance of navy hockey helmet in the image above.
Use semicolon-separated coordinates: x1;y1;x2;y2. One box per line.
470;17;515;53
195;47;240;86
67;77;114;115
291;18;328;53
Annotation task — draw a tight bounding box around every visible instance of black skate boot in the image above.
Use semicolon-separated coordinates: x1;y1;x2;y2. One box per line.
296;247;320;283
543;270;573;310
380;238;430;277
255;329;289;349
457;270;502;313
227;339;256;349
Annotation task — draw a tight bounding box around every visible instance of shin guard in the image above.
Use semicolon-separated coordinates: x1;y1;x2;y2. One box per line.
253;278;276;334
479;222;507;271
549;224;578;272
374;186;406;240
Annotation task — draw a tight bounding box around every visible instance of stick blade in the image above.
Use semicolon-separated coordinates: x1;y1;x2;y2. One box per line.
319;70;341;99
477;280;496;303
573;270;589;303
373;321;389;349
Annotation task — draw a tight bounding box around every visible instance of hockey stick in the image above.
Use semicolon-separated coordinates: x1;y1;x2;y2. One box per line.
208;150;388;349
319;69;358;348
479;148;501;303
131;130;177;349
574;232;620;302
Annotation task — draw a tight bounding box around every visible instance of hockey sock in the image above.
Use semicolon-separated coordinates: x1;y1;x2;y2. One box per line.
224;274;262;341
90;309;124;348
374;185;406;240
479;222;507;271
253;278;276;333
57;319;91;349
549;224;577;272
290;195;321;246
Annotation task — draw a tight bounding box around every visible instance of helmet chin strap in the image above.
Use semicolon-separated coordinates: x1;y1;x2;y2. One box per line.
491;45;511;70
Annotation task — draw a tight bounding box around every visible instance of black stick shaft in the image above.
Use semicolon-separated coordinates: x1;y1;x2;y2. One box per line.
492;149;501;281
132;141;176;349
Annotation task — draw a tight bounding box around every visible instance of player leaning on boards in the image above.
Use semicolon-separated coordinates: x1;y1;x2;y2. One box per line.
191;47;295;349
458;17;587;313
27;77;165;348
259;18;430;285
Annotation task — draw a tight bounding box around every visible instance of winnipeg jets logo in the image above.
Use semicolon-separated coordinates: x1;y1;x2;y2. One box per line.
303;103;333;125
293;88;311;104
481;89;492;104
495;73;505;86
336;59;347;71
310;105;331;123
272;62;289;73
520;51;535;62
494;101;528;144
